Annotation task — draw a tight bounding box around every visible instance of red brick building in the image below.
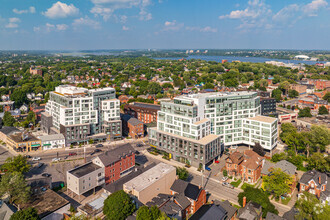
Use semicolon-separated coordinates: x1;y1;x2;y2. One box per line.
118;95;134;104
226;150;264;184
299;170;329;201
30;67;43;76
124;102;160;124
93;143;135;184
170;179;207;218
121;114;144;138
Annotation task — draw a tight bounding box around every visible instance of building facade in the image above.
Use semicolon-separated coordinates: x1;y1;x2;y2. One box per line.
43;85;121;144
6;132;41;152
124;102;160;124
260;98;276;116
149;92;278;168
38;134;65;150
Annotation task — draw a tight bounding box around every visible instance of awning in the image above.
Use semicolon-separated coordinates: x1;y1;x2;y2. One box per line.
43;144;51;146
31;144;40;147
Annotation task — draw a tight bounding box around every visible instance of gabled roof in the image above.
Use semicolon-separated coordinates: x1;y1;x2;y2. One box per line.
238;201;262;220
174;193;191;209
170;179;202;201
227;151;244;164
299;170;328;187
265;212;285;220
97;143;135;167
189;204;227;220
215;200;237;219
241;150;264;170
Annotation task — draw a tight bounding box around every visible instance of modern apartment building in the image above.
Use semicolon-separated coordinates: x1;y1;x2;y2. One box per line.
43;85;121;144
149;91;278;168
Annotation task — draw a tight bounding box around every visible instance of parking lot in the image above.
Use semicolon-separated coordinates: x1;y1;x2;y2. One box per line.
0;145;14;164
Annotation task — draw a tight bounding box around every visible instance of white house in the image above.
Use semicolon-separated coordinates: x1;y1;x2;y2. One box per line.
19;104;29;113
38;134;65;150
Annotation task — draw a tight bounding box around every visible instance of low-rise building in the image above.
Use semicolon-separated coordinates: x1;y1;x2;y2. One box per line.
226;150;264;184
123;163;176;204
6;132;41;152
121;114;144;138
299;170;330;204
237;200;263;220
0;126;20;143
124;102;160;124
38;134;65;150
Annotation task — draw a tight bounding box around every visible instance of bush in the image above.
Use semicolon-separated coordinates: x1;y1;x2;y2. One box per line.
103;190;136;220
223;170;228;177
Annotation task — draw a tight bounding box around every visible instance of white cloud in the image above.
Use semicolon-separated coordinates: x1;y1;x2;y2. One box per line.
163;20;184;31
72;17;101;29
90;0;153;21
122;25;129;30
5;17;20;28
186;26;217;33
302;0;328;16
272;4;299;22
56;24;68;30
43;1;79;19
33;27;40;32
13;6;36;14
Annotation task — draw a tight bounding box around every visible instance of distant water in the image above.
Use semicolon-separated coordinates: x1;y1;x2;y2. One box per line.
155;55;321;65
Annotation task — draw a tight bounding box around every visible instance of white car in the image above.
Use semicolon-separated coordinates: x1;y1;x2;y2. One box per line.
52;158;61;162
32;157;41;161
222;176;228;182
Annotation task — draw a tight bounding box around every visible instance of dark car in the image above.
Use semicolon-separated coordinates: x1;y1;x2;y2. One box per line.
136;143;143;147
37;163;44;168
69;152;77;156
42;173;51;177
91;149;102;155
95;144;103;148
24;155;32;158
135;150;140;155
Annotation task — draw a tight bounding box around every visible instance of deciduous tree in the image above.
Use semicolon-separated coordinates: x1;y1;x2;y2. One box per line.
262;168;294;198
103;190;136;220
10;207;40;220
0;172;30;205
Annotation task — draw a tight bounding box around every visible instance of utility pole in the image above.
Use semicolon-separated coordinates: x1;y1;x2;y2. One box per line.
202;170;204;188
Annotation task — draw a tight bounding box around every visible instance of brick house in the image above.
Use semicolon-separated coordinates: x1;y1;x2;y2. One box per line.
226;150;264;184
92;143;135;184
299;170;330;203
169;179;206;218
124;102;160;124
118;95;134;104
121;114;144;138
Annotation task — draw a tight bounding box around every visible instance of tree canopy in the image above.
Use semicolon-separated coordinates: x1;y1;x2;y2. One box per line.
298;107;312;118
136;206;161;220
10;207;40;220
103;190;136;220
3;111;16;127
262;168;294;198
0;172;30;204
176;167;189;180
1;155;30;174
318;106;329;115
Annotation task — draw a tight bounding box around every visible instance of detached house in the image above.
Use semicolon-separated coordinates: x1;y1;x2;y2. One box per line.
299;170;330;204
226;150;264;184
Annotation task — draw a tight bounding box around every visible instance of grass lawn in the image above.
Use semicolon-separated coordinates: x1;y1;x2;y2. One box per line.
241;183;255;190
281;197;291;205
230;179;242;187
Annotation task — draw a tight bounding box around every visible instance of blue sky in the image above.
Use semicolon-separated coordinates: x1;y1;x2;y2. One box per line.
0;0;329;50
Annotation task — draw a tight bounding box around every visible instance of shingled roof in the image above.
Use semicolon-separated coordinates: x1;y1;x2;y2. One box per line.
170;179;202;201
97;143;135;166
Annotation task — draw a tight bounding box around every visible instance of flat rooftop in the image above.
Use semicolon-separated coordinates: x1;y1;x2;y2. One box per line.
124;163;175;192
247;115;277;123
8;132;40;143
68;162;102;178
177;91;257;100
128;102;161;110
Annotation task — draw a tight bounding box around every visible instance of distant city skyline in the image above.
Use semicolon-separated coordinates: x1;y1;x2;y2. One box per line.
0;0;329;50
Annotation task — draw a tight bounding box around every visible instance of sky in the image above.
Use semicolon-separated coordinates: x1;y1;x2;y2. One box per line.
0;0;329;50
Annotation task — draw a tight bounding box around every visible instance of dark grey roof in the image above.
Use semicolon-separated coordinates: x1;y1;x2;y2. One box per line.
128;117;143;126
190;204;227;220
103;163;156;194
299;170;328;188
159;200;182;216
130;102;160;110
121;114;132;122
174;193;190;209
68;162;102;178
275;160;296;175
261;160;275;175
265;212;284;220
97;143;135;166
0;126;19;135
146;193;172;207
283;208;299;220
238;201;262;220
170;179;202;201
216;200;237;219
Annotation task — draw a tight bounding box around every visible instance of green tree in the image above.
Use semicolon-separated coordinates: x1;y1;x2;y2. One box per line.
295;191;330;220
288;89;299;98
3;111;16;127
0;172;30;205
238;186;278;218
271;153;287;163
271;88;282;102
279;81;290;96
147;82;162;95
10;207;40;220
298;107;312;118
318;106;329;115
26;111;36;125
150;206;161;219
323;92;330;102
1;155;30;174
259;79;268;88
103;190;136;220
309;125;330;152
176;167;189;180
262;168;294;198
10;88;28;108
307;153;330;172
136;206;152;220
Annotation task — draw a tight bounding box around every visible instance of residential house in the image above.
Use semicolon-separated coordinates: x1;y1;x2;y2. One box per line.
261;160;297;195
121;115;144;138
265;212;285;220
0;201;17;220
226;150;264;184
189;203;227;220
237;199;262;220
299;170;330;204
170;179;207;217
118;95;134;104
19;104;29;113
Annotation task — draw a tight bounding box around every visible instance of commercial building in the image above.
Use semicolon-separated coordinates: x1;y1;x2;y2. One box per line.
0;126;20;143
149;91;278;168
38;134;65;150
123;163;176;204
260;98;276;116
6;132;41;152
43;85;121;144
124;102;160;123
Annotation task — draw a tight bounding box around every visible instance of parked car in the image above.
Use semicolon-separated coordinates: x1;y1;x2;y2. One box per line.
135;150;140;155
37;163;44;168
214;160;219;164
24;155;32;159
90;149;102;155
136;143;143;147
69;152;77;156
222;176;228;182
52;158;60;162
205;166;211;171
95;144;103;148
32;157;41;161
42;173;51;177
222;182;234;189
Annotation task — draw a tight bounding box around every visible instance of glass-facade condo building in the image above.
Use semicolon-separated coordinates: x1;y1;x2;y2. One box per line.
149;91;278;167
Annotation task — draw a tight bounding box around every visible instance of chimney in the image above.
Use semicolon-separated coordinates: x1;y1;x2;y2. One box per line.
198;185;201;189
319;176;321;184
243;197;247;208
211;200;214;204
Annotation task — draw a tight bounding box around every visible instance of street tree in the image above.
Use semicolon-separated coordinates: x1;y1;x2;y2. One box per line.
176;167;189;180
271;88;282;102
288;89;299;98
0;172;30;205
307;153;330;173
262;168;294;199
103;190;136;220
10;207;40;220
1;155;30;174
309;125;330;152
298;107;312;118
